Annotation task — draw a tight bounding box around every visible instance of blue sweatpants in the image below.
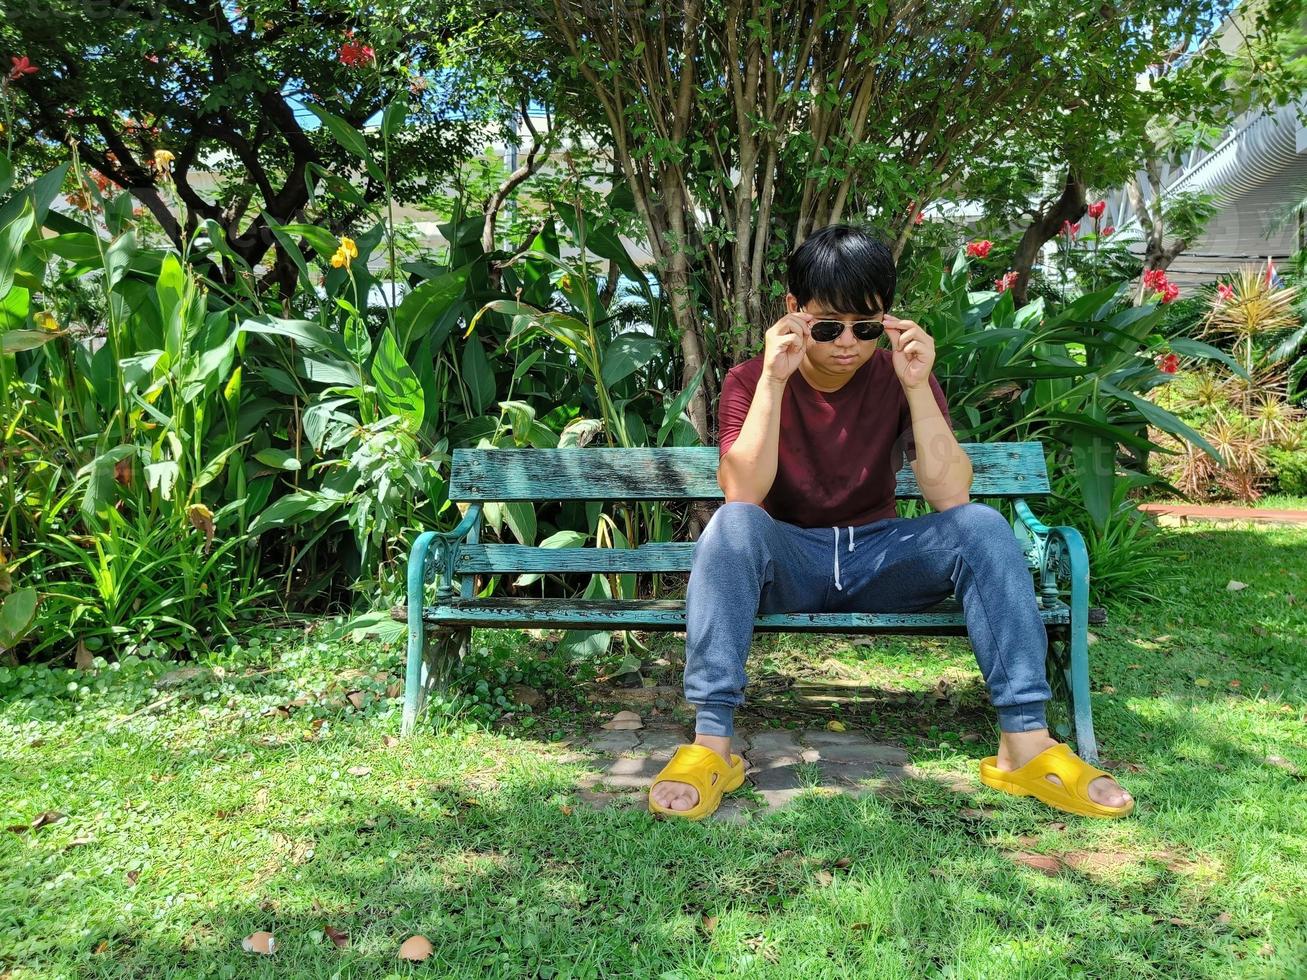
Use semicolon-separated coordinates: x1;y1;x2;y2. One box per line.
683;501;1052;738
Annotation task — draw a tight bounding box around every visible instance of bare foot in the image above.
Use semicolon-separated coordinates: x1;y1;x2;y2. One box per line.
996;729;1132;808
649;734;732;811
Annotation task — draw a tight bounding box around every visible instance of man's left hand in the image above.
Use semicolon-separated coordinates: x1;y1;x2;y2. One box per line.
883;314;934;390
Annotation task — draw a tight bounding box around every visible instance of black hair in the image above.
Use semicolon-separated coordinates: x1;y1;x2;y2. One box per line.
786;224;896;316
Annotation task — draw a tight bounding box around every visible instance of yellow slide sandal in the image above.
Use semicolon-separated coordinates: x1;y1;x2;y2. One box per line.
979;743;1135;819
648;744;747;821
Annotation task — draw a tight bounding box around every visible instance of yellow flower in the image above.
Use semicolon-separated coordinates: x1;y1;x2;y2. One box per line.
330;236;358;269
152;149;175;172
559;274;573;291
33;311;60;331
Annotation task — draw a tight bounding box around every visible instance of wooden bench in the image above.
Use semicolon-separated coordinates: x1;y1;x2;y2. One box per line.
400;443;1107;762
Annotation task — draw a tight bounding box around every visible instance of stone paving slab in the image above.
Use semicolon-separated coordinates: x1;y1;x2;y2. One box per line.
568;719;919;821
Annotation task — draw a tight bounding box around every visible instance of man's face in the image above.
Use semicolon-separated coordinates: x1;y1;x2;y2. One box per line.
785;293;885;374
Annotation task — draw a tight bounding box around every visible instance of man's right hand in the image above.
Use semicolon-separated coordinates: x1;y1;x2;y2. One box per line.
762;311;814;385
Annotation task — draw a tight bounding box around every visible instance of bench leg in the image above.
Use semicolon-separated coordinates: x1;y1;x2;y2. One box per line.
1044;626;1100;764
402;622;470;735
402;531;470;736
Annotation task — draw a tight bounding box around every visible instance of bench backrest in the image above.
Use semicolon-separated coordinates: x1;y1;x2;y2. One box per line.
447;442;1050;502
439;443;1049;586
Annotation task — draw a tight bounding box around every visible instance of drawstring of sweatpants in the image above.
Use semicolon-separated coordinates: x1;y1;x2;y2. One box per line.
832;525;856;591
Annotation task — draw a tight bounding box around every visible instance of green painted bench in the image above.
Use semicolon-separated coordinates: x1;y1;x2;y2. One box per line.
400;442;1106;762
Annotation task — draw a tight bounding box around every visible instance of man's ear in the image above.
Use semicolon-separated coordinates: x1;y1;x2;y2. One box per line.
785;293;798;314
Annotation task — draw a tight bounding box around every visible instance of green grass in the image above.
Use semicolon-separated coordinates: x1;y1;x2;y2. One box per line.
2;521;1305;978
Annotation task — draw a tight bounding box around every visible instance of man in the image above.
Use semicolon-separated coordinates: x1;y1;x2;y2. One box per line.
648;224;1134;821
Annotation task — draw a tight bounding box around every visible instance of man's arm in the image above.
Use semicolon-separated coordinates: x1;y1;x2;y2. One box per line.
717;375;786;504
905;383;973;510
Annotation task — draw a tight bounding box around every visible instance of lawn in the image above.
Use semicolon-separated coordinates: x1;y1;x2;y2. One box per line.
2;520;1304;979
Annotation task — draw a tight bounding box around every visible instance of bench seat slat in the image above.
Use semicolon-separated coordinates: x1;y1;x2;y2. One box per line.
448;444;1051;502
421;596;1076;633
454;542;1040;573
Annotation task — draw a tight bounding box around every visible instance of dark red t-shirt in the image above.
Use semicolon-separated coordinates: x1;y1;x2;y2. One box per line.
716;350;954;528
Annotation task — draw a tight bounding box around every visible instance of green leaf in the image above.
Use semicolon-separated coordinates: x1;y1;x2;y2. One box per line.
344;315;371;363
393;267;469;351
461;335;497;415
658;361;708;445
81;446;136;519
193;441;249;492
304;103;385;183
1165;338;1252;382
0;200;35;299
238;317;346;356
144;461;180;501
382;98;407;143
1100;380;1223;462
1070;429;1114;531
601;332;661;387
254;448;302;471
272;222;341;260
372;327;425;428
498;400;537;447
503;501;537;546
247;492;337;535
1;329;58;353
513;529;588;586
557;574;612;660
0;588;38;650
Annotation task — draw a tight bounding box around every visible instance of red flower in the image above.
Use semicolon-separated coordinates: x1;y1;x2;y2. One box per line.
1216;282;1234;302
338;31;375;67
1161;281;1180;304
914;211;924;225
1101;225;1115;237
1087;200;1106;219
8;55;36;81
994;271;1018;293
965;239;993;259
1156;353;1180;374
1142;268;1168;292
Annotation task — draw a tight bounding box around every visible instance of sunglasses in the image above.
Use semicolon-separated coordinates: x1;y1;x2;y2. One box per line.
799;306;887;343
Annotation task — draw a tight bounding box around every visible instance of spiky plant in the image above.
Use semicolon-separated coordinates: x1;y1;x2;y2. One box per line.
1200;268;1300;409
1248;392;1305;448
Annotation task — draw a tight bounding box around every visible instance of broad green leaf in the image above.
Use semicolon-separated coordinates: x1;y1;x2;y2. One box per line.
247;492;337;534
1100;381;1223;462
1165;338;1252;382
513;529;588;586
657;361;708;445
144;461;180;501
304;103;385;183
503;500;537;546
394;267;469;350
557;573;612;661
0;588;37;650
1070;428;1114;531
372;327;425;428
273;222;341;260
461;335;497;415
1;328;57;353
381;98;407;143
0;200;35;298
601;332;661;387
254;448;301;471
238;317;346;356
81;445;136;519
498;400;537;447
